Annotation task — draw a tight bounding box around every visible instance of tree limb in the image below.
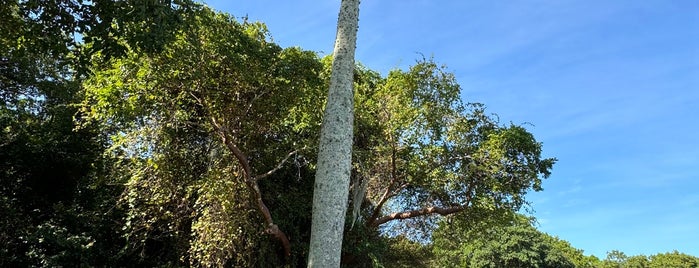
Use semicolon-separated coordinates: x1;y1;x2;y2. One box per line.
368;176;476;228
365;180;405;227
369;205;467;227
367;173;475;227
254;148;302;180
366;136;402;227
210;117;291;257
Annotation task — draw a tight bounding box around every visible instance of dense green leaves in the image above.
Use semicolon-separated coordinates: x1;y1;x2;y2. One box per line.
80;6;327;266
432;214;699;268
1;1;124;266
432;215;572;268
3;1;697;266
598;250;699;268
349;58;556;239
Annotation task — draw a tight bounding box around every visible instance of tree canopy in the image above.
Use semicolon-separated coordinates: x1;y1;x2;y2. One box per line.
2;1;697;267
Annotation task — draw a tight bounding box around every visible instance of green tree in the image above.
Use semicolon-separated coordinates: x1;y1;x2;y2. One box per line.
2;0;201;265
625;255;650;268
81;7;325;266
601;250;630;268
3;0;559;265
308;0;360;267
329;57;556;266
599;250;699;268
347;57;556;235
432;215;574;268
648;251;698;268
1;1;113;266
547;234;601;268
382;235;434;268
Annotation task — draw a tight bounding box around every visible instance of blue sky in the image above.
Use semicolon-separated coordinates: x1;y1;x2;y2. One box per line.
204;0;699;258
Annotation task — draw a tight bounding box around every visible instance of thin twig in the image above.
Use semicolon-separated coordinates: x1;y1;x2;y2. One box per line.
254;147;304;181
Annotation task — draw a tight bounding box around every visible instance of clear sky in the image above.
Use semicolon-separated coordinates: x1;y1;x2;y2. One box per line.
203;0;699;258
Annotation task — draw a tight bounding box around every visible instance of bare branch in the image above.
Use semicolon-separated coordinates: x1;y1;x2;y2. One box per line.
254;148;303;180
391;182;409;196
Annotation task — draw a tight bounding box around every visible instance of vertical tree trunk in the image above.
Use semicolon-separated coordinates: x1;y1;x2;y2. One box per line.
307;0;360;267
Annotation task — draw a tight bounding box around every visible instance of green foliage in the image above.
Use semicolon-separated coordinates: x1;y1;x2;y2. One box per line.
381;235;434;268
625;255;650;268
10;1;695;267
77;0;200;63
431;212;698;268
5;0;561;263
649;251;699;268
352;57;556;241
599;250;699;268
340;221;389;267
24;221;95;266
1;0;202;266
432;215;574;268
81;6;325;267
547;234;601;268
0;1;119;266
188;163;260;267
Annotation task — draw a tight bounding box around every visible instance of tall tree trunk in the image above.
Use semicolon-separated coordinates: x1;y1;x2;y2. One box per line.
307;0;360;267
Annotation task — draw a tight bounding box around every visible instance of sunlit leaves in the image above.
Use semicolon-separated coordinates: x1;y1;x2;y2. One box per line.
189;163;259;267
81;6;324;266
82;55;155;130
358;57;556;233
433;215;574;268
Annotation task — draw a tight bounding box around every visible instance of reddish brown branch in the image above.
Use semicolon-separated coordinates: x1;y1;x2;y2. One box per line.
366;181;406;227
367;137;402;227
369;176;477;228
370;205;467;227
211;118;291;257
367;183;393;226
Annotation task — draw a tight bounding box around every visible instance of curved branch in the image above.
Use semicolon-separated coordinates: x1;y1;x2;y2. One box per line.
254;148;301;180
365;181;406;227
369;205;467;227
369;175;477;228
211;118;291;257
366;132;401;227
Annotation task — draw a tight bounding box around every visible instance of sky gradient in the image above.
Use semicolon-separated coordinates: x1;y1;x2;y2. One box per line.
204;0;699;258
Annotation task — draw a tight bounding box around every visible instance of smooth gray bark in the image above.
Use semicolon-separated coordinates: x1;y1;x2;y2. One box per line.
307;0;360;267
